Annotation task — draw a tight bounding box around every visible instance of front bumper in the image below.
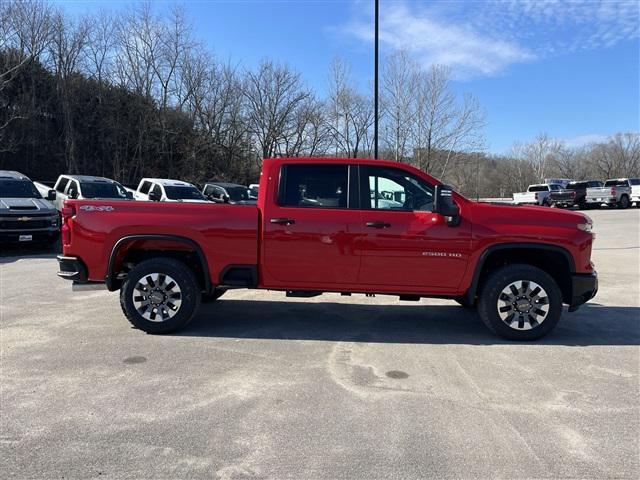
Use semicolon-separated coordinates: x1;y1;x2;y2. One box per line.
568;272;598;312
0;229;59;243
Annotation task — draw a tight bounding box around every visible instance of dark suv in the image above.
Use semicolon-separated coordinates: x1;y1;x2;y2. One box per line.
549;180;603;209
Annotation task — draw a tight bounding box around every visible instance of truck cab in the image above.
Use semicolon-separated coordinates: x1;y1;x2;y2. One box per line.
0;170;60;245
135;178;207;203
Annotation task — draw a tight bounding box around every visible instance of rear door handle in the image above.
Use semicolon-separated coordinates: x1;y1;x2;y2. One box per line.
366;221;391;229
270;218;296;226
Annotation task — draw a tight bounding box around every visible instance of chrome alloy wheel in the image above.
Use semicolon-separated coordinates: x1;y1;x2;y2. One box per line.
497;280;549;331
132;273;182;322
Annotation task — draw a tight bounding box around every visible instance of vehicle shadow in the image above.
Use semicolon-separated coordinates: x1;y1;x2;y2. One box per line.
0;242;60;264
181;300;640;346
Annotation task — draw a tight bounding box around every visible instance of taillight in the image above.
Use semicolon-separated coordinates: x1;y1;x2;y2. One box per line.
61;205;75;246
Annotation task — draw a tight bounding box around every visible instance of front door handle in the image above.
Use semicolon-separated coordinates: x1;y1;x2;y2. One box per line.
270;218;296;226
366;221;391;229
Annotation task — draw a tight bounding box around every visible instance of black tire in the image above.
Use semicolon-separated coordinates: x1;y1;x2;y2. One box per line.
202;289;226;303
120;257;201;334
618;195;630;209
477;264;562;341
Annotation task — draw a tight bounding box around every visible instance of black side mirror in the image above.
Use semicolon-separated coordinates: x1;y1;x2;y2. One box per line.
434;184;460;226
46;190;56;201
148;190;161;201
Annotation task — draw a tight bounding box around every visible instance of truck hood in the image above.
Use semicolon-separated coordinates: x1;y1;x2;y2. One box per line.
470;201;589;228
0;197;56;213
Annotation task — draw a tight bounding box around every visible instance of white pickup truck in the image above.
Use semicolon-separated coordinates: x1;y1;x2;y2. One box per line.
134;178;208;202
512;184;564;206
40;175;132;211
585;178;640;209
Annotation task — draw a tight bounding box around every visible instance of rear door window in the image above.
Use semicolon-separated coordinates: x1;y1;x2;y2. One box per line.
279;164;349;208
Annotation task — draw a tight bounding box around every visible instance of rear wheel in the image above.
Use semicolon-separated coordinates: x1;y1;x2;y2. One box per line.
477;264;562;341
120;257;201;334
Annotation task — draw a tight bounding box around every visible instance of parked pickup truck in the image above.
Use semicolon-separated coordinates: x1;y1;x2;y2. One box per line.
202;182;256;204
43;175;133;211
549;180;603;209
134;178;208;202
56;158;598;341
512;184;563;206
0;170;59;245
585;178;640;209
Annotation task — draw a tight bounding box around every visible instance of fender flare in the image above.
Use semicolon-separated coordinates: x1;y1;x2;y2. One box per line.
106;234;211;292
463;242;575;305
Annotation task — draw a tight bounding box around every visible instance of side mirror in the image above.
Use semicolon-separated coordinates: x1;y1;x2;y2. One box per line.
148;190;161;201
434;184;460;226
46;190;56;201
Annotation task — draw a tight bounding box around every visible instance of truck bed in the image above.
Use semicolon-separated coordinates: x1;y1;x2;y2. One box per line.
63;200;259;283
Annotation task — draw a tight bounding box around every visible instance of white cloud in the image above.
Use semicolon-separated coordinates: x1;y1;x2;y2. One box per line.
562;134;610;148
339;0;640;79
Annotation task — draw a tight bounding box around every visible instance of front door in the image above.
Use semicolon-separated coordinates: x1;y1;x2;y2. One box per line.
261;163;362;288
355;165;472;291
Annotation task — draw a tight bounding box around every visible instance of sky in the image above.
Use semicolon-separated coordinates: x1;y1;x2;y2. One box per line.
59;0;640;153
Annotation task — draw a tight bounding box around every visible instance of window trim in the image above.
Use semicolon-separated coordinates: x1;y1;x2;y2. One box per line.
276;163;354;210
356;164;435;213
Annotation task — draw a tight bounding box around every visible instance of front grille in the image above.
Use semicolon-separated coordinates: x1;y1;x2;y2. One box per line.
0;218;54;230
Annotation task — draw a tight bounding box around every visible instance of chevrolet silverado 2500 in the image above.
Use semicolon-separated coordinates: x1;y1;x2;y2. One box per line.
56;158;598;340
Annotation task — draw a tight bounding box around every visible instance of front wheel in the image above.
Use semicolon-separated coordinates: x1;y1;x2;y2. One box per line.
120;257;201;334
618;196;630;209
477;264;562;341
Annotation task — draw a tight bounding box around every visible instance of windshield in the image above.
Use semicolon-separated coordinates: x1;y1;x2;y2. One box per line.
227;186;250;201
80;182;129;199
0;180;41;199
164;185;205;200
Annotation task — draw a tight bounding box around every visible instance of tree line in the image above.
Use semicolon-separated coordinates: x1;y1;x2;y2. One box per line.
1;0;638;196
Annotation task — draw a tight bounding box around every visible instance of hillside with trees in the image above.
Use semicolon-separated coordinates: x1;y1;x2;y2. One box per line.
1;0;638;196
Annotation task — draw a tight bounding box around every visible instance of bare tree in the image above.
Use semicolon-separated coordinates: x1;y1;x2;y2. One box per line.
326;58;374;158
381;50;416;161
243;60;310;163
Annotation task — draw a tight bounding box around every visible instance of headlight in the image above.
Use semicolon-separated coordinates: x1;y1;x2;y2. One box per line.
577;222;592;232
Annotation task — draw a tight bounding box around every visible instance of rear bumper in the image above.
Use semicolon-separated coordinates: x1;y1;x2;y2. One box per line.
57;255;88;282
568;272;598;311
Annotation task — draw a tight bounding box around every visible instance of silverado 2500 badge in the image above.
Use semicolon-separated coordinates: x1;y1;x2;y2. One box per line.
79;205;114;212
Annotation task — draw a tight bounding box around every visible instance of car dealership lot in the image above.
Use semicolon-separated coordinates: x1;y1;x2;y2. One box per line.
1;208;638;479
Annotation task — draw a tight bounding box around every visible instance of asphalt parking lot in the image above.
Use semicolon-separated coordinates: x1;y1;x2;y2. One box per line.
1;208;639;479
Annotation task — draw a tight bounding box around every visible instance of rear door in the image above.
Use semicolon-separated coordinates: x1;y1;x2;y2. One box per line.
261;163;362;288
354;165;472;291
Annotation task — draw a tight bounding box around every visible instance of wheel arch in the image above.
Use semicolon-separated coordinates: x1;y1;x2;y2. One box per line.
464;243;575;306
106;234;211;292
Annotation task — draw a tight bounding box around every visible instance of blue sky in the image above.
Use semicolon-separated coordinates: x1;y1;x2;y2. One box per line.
60;0;639;153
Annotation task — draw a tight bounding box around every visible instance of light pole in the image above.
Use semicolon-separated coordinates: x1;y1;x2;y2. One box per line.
374;0;379;159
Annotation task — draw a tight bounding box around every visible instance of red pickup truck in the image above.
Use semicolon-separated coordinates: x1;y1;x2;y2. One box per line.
57;157;597;340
